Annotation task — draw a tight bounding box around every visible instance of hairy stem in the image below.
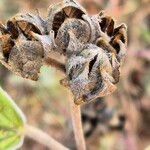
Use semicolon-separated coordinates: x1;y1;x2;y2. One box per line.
46;56;86;150
68;94;86;150
25;124;69;150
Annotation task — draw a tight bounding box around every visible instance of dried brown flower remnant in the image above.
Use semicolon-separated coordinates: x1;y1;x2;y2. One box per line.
0;13;46;80
0;34;44;81
63;36;117;104
8;13;46;38
55;18;91;54
47;0;87;34
0;0;127;105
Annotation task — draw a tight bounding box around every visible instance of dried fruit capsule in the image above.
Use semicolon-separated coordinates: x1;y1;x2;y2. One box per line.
95;15;127;84
55;18;91;54
0;32;44;81
64;34;116;104
47;0;87;34
8;38;44;81
8;13;46;40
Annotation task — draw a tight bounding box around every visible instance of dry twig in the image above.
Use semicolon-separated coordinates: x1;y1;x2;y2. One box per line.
25;124;69;150
68;93;86;150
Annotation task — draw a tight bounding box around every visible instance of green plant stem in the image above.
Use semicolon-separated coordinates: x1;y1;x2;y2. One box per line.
25;124;69;150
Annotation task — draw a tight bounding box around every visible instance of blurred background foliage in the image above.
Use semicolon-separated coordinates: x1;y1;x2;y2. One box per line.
0;0;150;149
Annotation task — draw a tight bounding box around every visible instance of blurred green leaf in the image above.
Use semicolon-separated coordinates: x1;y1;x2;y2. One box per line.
140;28;150;44
0;87;26;150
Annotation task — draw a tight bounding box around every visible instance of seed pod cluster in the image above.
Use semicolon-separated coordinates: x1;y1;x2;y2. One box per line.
0;0;127;104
